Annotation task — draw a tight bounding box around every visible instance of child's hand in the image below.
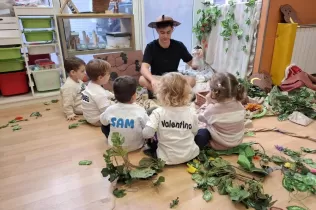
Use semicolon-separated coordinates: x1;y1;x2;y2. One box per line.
67;114;78;121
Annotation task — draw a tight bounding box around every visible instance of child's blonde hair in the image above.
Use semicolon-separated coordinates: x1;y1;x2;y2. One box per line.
209;72;245;102
156;72;191;107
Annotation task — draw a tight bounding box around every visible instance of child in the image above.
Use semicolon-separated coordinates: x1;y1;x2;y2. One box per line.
100;76;149;152
60;57;86;120
142;72;200;165
196;72;246;150
81;59;114;126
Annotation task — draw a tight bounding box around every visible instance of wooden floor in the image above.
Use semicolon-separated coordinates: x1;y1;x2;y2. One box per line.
0;102;315;210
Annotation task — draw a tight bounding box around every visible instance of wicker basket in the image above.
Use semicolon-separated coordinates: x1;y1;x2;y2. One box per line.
195;91;208;107
93;0;110;13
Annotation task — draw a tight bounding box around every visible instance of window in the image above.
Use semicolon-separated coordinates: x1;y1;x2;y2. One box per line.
211;0;248;4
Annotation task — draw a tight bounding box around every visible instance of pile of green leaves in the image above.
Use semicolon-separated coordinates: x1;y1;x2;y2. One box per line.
283;172;316;195
190;156;276;210
203;142;269;176
237;74;267;98
193;4;221;42
101;132;165;198
268;86;316;121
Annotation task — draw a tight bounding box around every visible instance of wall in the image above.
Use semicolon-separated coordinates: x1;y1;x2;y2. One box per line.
255;0;316;74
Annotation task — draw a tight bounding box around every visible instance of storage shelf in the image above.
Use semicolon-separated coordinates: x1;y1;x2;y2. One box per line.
34;90;60;98
57;13;133;19
67;47;133;56
14;7;57;16
25;43;57;48
0;92;33;105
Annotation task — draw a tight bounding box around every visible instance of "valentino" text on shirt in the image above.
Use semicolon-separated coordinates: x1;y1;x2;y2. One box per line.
161;120;192;129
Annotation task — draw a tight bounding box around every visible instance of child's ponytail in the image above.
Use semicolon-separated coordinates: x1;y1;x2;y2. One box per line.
236;83;246;101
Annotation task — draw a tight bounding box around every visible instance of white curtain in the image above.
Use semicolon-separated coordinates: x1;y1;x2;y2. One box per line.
205;1;262;78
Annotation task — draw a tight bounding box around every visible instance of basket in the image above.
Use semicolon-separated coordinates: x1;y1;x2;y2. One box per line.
195;91;208;107
0;70;29;96
92;0;110;13
21;18;52;29
27;45;55;55
0;59;24;73
0;46;21;60
32;69;61;92
24;31;54;42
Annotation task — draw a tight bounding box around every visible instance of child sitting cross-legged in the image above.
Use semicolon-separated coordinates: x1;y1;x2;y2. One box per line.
142;72;202;165
100;76;149;152
195;72;246;150
60;57;86;120
81;59;114;126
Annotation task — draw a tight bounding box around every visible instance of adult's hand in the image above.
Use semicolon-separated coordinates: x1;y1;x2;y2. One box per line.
151;78;159;92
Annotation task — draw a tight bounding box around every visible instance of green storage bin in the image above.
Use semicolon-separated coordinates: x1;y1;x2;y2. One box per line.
21;18;52;29
24;31;54;42
0;59;24;73
0;47;21;60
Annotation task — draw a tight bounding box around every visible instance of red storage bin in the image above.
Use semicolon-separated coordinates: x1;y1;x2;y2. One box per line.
0;71;29;96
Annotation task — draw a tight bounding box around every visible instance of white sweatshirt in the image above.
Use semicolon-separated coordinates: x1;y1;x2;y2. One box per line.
60;77;86;118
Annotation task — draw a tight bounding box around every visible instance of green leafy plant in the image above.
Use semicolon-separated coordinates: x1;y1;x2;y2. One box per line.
101;132;166;198
113;188;126;198
193;4;221;42
69;119;88;129
301;147;316;154
30;112;42;119
12;125;22;131
189;155;276;209
236;72;267;98
169;197;179;208
268;86;316;121
287;206;307;210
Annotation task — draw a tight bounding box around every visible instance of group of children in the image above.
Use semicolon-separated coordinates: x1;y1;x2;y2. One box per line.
60;57;246;165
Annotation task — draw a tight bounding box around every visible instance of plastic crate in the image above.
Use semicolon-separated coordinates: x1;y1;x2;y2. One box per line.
27;44;55;55
32;69;61;92
21;18;52;29
24;31;54;42
0;59;24;73
0;70;29;96
0;46;21;60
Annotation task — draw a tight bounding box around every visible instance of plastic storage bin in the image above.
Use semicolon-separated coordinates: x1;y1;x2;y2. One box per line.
32;69;61;91
106;32;131;48
24;31;54;42
0;46;21;60
27;44;55;55
0;59;24;73
21;18;52;29
0;70;29;96
35;59;56;70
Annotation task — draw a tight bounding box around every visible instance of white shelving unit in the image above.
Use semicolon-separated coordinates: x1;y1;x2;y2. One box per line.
0;5;66;107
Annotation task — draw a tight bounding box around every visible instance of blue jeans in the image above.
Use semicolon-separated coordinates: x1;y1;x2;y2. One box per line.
194;129;211;149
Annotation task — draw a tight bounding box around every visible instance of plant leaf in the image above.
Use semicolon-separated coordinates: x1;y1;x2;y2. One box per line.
244;131;255;137
153;176;165;186
282;176;295;192
111;132;125;147
207;177;219;186
237;154;252;170
301;147;316;154
79;160;92;165
203;190;213;202
113;188;126;198
303;173;316;186
170;197;179;208
192;173;205;185
287;206;307;210
69;123;79;129
51;99;59;103
129;168;155;179
271;155;287;165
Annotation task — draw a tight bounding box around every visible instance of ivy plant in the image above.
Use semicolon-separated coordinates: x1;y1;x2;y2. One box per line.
101;132;166;198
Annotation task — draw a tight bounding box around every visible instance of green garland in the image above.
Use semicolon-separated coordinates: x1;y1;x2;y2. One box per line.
193;0;257;53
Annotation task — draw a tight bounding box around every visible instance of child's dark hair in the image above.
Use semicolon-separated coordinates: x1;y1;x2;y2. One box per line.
113;76;137;103
156;21;174;29
209;73;245;102
86;59;111;81
64;57;85;74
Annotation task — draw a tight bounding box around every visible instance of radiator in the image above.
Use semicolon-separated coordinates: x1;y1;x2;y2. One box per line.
291;26;316;74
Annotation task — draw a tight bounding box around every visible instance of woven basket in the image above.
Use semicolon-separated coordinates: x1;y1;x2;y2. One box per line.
93;0;110;13
195;91;208;107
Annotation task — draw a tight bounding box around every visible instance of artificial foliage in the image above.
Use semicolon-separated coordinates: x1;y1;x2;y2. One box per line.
169;197;179;209
101;132;165;198
268;86;316;121
79;160;92;165
189;154;276;210
236;72;267;98
68;119;88;129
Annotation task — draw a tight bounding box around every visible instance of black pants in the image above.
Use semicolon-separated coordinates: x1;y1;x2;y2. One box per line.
101;125;110;138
